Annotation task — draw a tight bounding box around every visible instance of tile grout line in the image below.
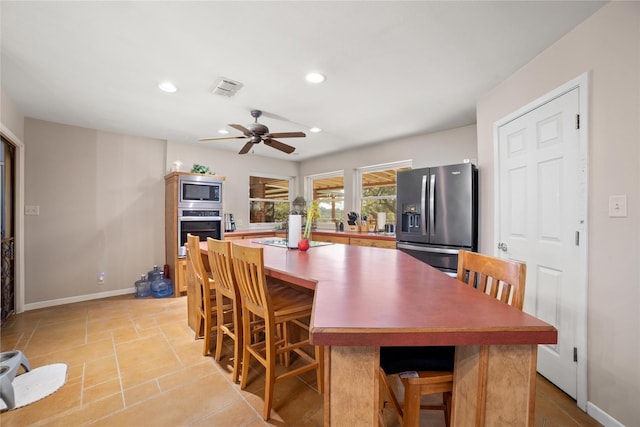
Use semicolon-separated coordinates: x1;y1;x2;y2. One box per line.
110;332;126;408
158;321;187;369
20;318;40;352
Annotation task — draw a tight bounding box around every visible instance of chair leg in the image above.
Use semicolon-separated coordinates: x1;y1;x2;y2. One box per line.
239;309;252;390
231;300;243;383
443;391;452;427
263;324;278;420
379;369;404;425
403;383;421;427
202;313;211;356
214;299;225;361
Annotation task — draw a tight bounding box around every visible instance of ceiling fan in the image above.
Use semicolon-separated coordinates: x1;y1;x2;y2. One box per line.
199;110;306;154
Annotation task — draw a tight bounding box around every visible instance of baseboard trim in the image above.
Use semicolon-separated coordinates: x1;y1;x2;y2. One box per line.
587;401;625;427
24;288;135;311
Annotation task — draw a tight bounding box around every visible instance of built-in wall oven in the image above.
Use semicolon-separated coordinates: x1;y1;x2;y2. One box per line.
178;208;223;250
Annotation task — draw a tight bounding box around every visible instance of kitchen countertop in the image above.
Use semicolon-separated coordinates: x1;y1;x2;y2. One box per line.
225;229;396;241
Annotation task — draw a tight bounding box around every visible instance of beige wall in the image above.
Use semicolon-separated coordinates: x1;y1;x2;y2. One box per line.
24;118;166;305
299;124;477;221
476;2;639;425
165;141;300;230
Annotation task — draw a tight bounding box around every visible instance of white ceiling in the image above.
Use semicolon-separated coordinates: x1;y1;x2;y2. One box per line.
1;1;605;161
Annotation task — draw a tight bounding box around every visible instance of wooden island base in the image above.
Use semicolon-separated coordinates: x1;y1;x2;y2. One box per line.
324;344;537;427
195;240;555;427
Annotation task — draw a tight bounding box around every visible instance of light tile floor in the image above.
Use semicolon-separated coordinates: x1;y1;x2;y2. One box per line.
0;295;601;427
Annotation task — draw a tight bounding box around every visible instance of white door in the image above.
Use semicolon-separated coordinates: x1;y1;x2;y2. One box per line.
496;85;587;402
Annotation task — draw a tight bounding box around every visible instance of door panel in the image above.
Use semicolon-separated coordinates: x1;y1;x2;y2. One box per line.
396;168;428;244
497;88;581;399
430;163;476;247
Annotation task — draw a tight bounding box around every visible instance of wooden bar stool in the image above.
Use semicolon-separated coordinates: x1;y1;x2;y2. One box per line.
206;238;244;383
186;234;229;356
231;242;323;420
379;250;527;426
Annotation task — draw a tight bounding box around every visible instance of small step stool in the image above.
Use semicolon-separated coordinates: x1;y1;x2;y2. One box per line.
0;351;31;410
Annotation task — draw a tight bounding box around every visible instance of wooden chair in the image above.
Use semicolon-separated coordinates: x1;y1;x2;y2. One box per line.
206;237;244;383
186;233;219;356
231;242;323;420
379;250;526;427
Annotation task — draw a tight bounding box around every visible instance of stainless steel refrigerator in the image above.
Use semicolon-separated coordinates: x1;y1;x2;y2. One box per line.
396;163;478;275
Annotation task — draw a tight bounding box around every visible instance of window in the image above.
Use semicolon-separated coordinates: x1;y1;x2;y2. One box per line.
249;174;292;225
306;171;344;228
357;161;411;226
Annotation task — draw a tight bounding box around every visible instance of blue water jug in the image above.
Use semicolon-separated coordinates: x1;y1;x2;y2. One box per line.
151;277;173;298
134;275;151;298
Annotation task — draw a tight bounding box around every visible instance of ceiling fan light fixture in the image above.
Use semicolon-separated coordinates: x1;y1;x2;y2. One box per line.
158;81;177;93
305;72;326;84
218;129;229;134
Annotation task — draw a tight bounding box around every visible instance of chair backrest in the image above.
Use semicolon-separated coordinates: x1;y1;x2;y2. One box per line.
207;237;239;301
456;250;526;310
187;234;212;303
231;243;271;320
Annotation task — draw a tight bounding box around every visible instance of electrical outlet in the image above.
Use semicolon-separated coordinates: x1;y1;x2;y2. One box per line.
609;195;627;217
98;272;106;285
25;205;40;215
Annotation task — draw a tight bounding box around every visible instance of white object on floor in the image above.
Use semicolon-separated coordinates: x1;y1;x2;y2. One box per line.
0;363;67;411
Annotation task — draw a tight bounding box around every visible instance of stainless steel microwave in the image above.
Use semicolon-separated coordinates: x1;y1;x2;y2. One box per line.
178;174;222;208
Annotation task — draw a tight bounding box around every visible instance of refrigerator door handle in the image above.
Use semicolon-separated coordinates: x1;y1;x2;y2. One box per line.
429;174;436;237
397;243;460;255
421;175;427;236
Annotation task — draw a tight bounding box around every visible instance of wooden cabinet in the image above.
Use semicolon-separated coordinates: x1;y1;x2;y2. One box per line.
313;234;349;244
165;171;225;296
176;258;187;293
165;173;180;296
349;237;396;249
223;231;277;240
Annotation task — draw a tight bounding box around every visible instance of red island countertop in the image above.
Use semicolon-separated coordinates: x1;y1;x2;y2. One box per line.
216;239;557;348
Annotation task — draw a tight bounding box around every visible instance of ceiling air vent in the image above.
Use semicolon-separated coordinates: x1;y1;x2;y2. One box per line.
211;77;243;97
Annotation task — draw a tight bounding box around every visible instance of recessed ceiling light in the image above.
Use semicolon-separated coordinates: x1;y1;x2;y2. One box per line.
310;127;322;133
218;129;229;134
158;81;177;93
305;72;326;84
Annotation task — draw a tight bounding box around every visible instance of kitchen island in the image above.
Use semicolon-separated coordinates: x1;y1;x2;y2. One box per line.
198;239;556;426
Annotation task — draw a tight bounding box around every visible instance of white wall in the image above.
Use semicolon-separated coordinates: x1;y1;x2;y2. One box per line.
299;124;477;222
476;3;639;425
24;119;166;305
1;86;24;141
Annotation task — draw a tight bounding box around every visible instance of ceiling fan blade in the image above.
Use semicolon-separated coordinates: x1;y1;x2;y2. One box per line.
267;131;306;139
229;124;252;135
264;138;295;154
199;135;246;142
238;140;254;154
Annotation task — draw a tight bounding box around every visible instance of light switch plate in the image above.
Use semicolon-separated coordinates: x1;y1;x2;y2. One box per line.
25;205;40;216
608;195;627;217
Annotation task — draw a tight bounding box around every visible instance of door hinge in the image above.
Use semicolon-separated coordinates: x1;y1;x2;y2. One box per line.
575;231;580;246
573;347;578;362
576;114;580;129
